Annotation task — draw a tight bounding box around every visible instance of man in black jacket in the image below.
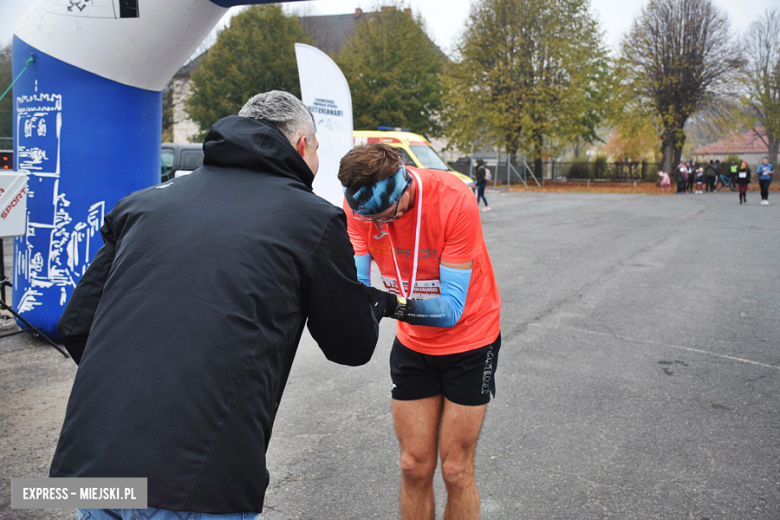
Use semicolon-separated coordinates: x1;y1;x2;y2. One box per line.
704;160;717;192
49;91;389;519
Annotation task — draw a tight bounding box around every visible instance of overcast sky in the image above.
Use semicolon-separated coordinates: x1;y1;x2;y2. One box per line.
2;0;777;55
281;0;777;54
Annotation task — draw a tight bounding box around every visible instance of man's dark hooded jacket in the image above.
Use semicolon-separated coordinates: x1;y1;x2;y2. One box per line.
49;116;381;513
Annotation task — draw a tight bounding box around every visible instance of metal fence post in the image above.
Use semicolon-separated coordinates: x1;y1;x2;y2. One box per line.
495;150;499;189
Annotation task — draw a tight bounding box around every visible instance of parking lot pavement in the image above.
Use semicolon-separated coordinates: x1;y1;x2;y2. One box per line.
2;191;778;519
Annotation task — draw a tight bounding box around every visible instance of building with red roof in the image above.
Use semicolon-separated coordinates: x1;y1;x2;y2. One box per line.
694;128;773;168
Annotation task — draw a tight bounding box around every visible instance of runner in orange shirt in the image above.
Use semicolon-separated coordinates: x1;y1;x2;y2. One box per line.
339;143;501;520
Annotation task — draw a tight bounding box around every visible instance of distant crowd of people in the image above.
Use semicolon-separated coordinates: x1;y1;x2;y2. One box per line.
659;157;775;205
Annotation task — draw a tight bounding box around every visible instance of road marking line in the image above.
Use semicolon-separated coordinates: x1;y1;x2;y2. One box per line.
531;324;780;371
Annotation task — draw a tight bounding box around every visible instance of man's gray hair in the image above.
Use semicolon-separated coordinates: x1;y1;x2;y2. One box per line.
238;91;315;146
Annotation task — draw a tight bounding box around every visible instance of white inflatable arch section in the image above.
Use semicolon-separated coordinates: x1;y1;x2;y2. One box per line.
11;0;298;337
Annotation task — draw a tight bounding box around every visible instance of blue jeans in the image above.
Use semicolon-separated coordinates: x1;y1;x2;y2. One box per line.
476;182;488;207
78;508;260;520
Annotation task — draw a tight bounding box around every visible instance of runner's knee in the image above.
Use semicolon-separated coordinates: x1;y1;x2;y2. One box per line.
441;456;474;488
400;451;437;482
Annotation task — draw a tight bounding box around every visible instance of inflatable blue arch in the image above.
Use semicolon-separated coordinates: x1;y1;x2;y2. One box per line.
12;0;298;338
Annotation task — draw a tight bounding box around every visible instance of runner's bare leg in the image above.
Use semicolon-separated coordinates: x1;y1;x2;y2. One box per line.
394;396;444;520
440;399;487;520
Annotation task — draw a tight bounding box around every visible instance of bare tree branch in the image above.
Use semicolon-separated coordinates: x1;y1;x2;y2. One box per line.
735;8;780;163
621;0;740;172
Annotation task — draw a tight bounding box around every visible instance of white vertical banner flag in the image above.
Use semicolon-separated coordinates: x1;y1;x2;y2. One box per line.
295;43;353;207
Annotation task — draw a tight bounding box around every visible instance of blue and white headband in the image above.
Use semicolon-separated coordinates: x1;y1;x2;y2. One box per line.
343;163;412;216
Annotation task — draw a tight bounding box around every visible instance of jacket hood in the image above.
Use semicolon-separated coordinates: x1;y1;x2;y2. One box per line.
203;115;314;189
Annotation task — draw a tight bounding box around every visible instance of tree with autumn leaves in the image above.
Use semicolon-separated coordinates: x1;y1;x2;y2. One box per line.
184;5;445;141
336;7;446;137
442;0;612;178
185;5;312;140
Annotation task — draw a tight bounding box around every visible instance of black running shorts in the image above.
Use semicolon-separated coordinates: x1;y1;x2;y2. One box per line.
390;332;501;406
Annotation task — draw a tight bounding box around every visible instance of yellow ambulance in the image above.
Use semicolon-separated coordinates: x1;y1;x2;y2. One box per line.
353;128;473;186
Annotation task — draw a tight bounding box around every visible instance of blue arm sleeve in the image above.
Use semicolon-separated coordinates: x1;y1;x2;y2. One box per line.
354;254;372;286
401;266;471;328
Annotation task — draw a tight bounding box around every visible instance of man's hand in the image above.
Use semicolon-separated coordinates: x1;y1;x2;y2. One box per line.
363;286;399;321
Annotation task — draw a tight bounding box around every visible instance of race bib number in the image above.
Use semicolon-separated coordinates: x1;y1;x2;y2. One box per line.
380;276;441;300
739;172;747;178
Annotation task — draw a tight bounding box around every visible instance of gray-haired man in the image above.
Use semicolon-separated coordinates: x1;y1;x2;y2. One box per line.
50;91;390;520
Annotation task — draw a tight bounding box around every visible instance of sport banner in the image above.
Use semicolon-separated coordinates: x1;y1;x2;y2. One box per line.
0;173;29;238
294;43;353;207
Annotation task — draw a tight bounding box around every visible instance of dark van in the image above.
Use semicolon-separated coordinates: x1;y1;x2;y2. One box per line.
161;143;204;182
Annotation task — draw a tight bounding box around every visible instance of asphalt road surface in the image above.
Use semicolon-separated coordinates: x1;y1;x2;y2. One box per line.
1;190;778;519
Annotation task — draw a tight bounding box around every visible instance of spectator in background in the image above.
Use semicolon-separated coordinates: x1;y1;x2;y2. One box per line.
659;171;671;191
730;161;739;188
737;160;751;204
705;160;717;192
675;161;687;193
686;161;696;193
474;159;491;212
715;160;722;189
695;167;704;194
756;156;774;206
